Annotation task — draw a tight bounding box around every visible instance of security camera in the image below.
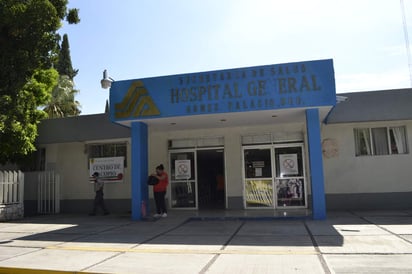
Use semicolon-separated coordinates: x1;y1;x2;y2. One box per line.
100;69;114;89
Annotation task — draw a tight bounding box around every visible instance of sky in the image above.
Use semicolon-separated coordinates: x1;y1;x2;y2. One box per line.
60;0;412;115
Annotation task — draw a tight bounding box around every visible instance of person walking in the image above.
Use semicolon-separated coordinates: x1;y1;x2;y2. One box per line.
89;172;109;216
151;164;169;218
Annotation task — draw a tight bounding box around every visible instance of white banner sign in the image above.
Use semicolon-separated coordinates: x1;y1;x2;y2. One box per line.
89;157;124;183
175;160;191;180
279;154;298;175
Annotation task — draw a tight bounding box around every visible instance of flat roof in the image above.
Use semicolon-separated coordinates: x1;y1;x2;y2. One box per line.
36;113;130;144
36;88;412;145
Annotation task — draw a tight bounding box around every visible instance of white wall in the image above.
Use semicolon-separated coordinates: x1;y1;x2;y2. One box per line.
36;118;412;210
322;121;412;194
42;139;132;200
148;122;305;200
41;122;313;202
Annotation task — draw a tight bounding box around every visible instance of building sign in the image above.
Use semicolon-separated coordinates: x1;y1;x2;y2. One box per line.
175;160;191;180
110;59;336;122
89;157;124;183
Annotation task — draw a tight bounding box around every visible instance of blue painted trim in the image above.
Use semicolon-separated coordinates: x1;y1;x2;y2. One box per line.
131;122;148;220
306;109;327;220
110;59;336;123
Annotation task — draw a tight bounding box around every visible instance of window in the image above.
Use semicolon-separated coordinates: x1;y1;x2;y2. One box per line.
168;137;224;149
244;148;272;178
88;143;127;166
354;126;408;156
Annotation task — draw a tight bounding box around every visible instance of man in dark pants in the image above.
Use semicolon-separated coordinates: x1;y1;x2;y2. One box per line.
89;172;109;216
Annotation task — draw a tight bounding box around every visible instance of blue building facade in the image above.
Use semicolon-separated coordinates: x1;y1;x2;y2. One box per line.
109;59;336;220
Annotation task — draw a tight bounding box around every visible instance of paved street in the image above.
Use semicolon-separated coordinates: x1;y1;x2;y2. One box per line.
1;210;412;273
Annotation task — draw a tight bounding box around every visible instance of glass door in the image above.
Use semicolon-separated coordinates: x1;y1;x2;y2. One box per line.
169;150;197;209
243;146;274;208
274;144;306;208
242;143;307;209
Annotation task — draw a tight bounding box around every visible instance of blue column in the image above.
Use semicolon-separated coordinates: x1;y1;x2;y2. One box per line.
131;122;148;221
306;108;326;220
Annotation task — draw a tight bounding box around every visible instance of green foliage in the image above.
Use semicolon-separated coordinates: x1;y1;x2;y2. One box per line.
0;0;79;164
43;75;81;118
47;33;82;118
0;0;61;94
57;34;78;79
0;69;58;163
67;8;80;24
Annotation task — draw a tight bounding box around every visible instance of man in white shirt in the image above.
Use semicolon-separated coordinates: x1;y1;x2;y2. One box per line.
89;172;109;216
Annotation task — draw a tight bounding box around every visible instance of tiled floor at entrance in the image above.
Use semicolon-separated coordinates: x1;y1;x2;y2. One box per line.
187;208;312;219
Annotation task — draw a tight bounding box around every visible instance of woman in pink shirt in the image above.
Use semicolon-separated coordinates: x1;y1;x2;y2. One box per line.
151;164;169;218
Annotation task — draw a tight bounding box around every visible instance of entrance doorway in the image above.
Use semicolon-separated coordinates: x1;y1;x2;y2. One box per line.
169;148;225;210
197;149;225;210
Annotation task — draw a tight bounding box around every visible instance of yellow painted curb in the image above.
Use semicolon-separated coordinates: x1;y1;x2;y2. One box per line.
46;245;318;255
0;267;99;274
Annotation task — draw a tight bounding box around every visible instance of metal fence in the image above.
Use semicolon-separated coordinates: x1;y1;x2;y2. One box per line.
0;170;24;205
37;171;60;214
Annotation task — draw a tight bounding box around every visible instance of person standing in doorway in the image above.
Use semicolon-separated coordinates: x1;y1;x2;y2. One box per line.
151;164;169;218
89;172;109;216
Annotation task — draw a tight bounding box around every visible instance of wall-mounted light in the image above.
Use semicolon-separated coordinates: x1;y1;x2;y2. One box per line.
100;69;115;89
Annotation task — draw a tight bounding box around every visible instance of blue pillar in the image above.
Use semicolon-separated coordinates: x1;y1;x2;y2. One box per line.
306;109;326;220
131;122;148;221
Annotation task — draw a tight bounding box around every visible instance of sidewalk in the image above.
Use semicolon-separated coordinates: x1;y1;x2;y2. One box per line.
1;210;412;273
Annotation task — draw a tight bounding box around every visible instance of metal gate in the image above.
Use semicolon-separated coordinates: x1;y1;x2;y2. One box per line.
0;170;24;220
0;170;24;205
37;171;60;214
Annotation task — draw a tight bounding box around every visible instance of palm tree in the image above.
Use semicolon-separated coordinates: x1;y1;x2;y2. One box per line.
43;75;81;118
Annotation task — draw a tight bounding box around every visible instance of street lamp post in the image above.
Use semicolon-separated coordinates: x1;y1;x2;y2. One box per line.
100;69;114;89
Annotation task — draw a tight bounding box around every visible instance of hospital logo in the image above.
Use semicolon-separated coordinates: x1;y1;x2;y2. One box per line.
115;81;160;119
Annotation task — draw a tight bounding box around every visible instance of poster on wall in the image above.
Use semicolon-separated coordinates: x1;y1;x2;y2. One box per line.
276;178;305;207
175;160;191;180
279;154;298;175
89;157;124;183
245;180;273;207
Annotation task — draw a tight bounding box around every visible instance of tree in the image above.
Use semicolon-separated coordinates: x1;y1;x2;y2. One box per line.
43;75;81;118
56;34;78;80
0;0;79;164
44;33;82;118
0;69;58;162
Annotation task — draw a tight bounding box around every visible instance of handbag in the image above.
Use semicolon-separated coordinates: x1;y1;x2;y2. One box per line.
147;175;159;185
